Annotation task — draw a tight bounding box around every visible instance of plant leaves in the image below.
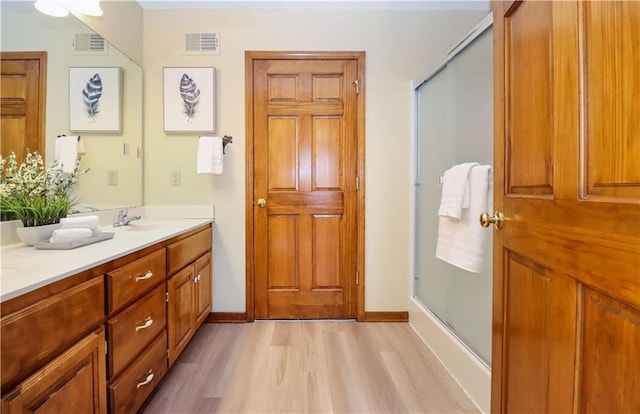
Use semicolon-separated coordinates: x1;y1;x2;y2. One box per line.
179;73;200;121
82;73;103;119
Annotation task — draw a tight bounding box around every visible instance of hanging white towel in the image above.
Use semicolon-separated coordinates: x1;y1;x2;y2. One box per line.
437;162;479;219
436;164;492;273
49;228;93;244
60;215;102;236
197;136;223;175
55;136;79;173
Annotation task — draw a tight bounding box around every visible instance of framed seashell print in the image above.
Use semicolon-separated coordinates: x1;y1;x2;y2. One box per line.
69;67;123;132
163;67;216;133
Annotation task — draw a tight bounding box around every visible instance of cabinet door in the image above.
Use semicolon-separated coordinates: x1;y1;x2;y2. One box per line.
167;266;195;366
194;252;212;327
1;328;107;414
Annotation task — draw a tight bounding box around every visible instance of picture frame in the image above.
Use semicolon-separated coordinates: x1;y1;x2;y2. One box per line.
69;67;123;132
163;67;216;133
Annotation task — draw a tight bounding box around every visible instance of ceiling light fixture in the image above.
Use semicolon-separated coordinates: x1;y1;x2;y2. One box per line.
34;0;69;17
34;0;103;17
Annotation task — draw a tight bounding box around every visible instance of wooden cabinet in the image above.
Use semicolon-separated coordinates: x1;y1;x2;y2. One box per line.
0;222;213;414
1;328;107;414
167;227;212;366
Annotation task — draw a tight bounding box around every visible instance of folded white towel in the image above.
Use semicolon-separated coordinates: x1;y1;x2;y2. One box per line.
438;162;479;219
436;164;492;273
49;228;93;244
197;136;223;175
60;215;102;236
55;136;79;173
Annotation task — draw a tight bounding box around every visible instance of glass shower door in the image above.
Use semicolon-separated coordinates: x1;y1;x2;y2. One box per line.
414;26;493;364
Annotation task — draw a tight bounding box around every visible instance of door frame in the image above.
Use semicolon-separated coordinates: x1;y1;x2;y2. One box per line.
244;51;366;321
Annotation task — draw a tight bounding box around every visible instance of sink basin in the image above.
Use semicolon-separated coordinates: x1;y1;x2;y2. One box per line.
117;222;163;232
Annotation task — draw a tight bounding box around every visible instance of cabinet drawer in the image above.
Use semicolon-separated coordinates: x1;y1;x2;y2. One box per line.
108;330;168;414
167;226;212;274
107;249;166;313
1;277;104;393
107;284;167;379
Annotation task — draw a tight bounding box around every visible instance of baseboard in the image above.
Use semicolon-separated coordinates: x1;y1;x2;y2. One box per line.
363;311;409;322
205;312;247;323
205;311;407;323
408;298;490;413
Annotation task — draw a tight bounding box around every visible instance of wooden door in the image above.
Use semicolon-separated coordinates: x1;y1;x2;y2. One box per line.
246;52;365;320
167;266;195;366
0;52;47;161
492;1;640;412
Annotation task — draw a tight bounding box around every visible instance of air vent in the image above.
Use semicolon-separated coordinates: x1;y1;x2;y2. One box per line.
184;32;220;55
73;33;107;54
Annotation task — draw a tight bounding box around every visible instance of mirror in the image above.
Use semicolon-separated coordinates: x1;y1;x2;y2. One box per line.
1;2;143;212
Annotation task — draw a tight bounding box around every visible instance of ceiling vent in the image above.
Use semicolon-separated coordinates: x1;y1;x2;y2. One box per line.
184;32;220;55
73;33;107;54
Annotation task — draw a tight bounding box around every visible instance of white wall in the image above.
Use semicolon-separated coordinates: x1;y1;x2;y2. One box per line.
143;7;487;312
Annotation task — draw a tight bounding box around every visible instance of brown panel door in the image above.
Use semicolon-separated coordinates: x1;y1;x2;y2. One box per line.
250;54;361;319
492;1;640;412
0;52;47;161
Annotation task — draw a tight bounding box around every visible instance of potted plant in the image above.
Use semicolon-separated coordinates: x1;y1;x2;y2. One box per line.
0;151;85;245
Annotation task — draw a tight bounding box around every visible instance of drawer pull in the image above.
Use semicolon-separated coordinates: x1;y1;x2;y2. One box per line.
136;370;154;389
135;271;153;282
195;274;201;283
135;317;154;332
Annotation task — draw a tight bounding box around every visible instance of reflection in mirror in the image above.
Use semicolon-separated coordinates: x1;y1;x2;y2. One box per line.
1;2;143;213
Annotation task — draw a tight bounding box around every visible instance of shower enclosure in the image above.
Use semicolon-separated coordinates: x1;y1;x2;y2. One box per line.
412;17;493;365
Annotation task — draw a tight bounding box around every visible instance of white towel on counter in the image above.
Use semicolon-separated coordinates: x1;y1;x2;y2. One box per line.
55;136;79;173
49;228;93;244
436;164;492;273
60;215;102;236
197;136;223;175
438;162;479;219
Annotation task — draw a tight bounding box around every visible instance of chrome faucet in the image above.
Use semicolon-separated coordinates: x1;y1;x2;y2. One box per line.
113;209;141;227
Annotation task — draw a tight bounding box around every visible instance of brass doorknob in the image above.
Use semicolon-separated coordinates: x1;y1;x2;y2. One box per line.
257;198;267;208
480;211;504;230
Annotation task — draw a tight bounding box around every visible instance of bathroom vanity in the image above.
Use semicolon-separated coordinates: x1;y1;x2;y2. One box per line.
0;218;213;413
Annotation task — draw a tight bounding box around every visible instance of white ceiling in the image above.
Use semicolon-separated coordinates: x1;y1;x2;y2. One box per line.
1;0;489;12
135;0;490;11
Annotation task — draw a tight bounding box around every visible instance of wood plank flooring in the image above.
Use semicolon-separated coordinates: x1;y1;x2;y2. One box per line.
141;321;478;413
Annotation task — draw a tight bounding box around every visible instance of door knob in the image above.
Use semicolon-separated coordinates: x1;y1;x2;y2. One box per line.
257;198;267;208
480;211;504;230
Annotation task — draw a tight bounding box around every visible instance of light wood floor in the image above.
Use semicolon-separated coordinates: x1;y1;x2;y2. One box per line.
141;321;478;413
